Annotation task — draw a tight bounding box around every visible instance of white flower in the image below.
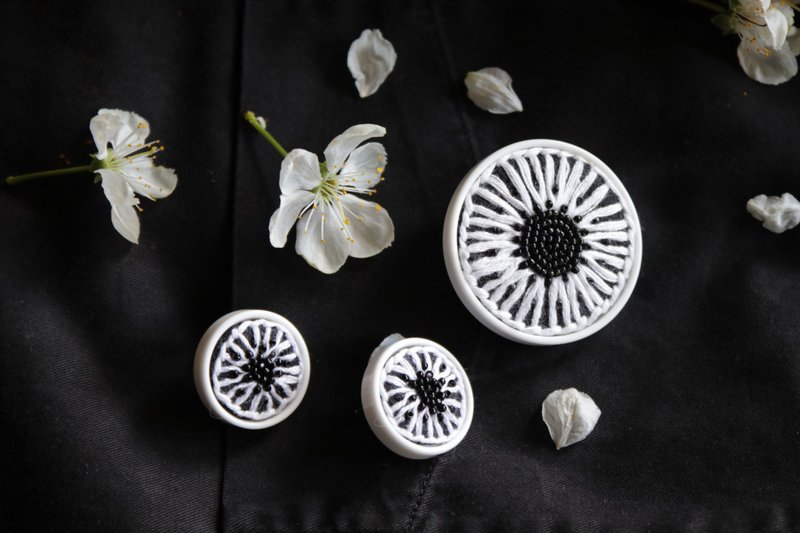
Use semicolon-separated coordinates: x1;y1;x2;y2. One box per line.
347;29;397;98
732;0;800;84
269;124;394;274
747;192;800;233
89;109;178;243
542;388;601;450
464;67;523;114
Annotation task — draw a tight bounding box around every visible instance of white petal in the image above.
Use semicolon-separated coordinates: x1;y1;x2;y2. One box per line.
339;142;387;189
268;190;315;248
90;109;150;160
294;203;350;274
763;7;789;49
542;388;601;450
98;169;141;244
347;29;397;98
279;149;322;194
323;124;386;174
788;27;800;55
746;193;800;233
121;165;178;200
465;67;523;114
737;41;798;85
110;203;141;244
340;195;394;258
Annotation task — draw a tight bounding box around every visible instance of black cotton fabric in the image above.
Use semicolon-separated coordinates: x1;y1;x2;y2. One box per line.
1;1;800;531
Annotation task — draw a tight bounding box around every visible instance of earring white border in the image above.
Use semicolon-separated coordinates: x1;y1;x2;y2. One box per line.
194;309;311;430
361;334;475;459
443;139;643;346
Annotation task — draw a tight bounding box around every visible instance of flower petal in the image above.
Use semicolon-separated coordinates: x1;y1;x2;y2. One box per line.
746;193;800;233
339;142;387;189
763;7;789;50
121;165;178;200
340;195;394;258
294;203;350;274
347;29;397;98
542;388;601;450
279;149;322;194
737;41;798;85
90;109;150;160
465;67;523;114
788;27;800;55
268;190;315;248
98;169;141;244
323;124;386;174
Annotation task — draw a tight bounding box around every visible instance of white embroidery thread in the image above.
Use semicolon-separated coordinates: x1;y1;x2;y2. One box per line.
379;345;468;446
211;319;304;421
457;147;636;336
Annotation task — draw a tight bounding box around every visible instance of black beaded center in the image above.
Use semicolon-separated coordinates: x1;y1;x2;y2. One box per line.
240;355;282;389
519;206;584;279
407;370;450;415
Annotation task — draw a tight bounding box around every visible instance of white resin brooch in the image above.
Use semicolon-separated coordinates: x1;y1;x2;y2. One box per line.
444;140;642;345
194;310;310;429
361;334;474;459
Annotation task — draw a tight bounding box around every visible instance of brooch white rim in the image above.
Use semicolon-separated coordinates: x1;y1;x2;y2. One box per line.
361;335;474;459
194;309;311;429
443;139;643;346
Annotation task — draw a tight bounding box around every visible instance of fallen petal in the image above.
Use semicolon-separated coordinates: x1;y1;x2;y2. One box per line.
347;29;397;98
746;193;800;233
465;67;523;114
542;388;601;450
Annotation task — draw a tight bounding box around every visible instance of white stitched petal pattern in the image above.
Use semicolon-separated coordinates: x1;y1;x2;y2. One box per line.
379;345;468;446
211;319;304;421
457;147;637;336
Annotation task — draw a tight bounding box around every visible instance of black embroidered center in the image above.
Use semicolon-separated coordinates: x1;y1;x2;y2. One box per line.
240;355;281;389
407;370;451;415
519;206;584;279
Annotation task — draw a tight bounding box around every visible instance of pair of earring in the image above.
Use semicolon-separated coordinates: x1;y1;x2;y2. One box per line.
194;309;474;459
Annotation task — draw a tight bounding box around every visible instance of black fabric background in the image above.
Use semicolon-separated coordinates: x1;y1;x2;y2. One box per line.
1;1;799;531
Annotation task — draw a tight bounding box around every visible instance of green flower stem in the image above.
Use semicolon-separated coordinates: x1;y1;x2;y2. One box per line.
244;111;288;158
685;0;728;14
5;164;93;186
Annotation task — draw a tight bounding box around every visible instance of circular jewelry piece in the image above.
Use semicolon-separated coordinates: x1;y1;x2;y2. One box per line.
194;309;310;429
361;334;474;459
444;140;642;345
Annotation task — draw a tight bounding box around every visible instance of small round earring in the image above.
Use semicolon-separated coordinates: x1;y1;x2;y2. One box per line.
194;309;310;430
361;334;474;459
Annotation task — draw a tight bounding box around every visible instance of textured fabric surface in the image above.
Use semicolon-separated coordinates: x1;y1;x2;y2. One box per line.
1;1;800;531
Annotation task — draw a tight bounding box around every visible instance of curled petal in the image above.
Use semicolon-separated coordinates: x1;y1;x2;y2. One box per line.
122;164;178;200
294;206;350;274
98;169;141;244
269;190;315;248
762;7;789;50
279;149;322;194
340;195;394;258
465;67;523;114
323;124;386;173
737;41;798;85
347;29;397;98
542;388;601;450
339;142;387;189
90;109;150;160
746;193;800;233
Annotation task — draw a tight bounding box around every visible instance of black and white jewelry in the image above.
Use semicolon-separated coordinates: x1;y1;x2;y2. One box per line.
444;140;642;345
361;334;474;459
194;309;310;429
